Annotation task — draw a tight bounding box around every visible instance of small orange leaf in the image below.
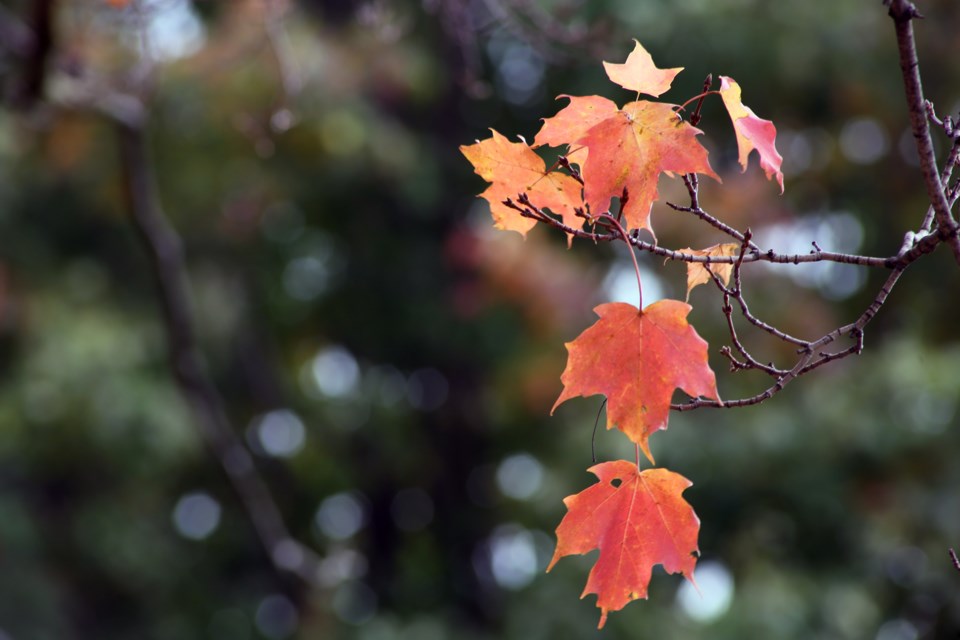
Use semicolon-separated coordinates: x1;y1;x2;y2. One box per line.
718;76;784;192
677;243;740;301
460;129;584;242
549;460;700;628
602;40;683;98
552;300;719;462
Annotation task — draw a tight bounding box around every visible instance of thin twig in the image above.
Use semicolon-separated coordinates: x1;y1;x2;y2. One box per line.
557;155;584;185
668;199;758;252
918;134;960;234
728;230;810;346
672;266;904;411
713;236;791;376
688;75;713;128
679;174;702;211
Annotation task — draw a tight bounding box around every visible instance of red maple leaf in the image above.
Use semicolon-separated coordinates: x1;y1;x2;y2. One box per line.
576;101;719;237
718;76;784;192
535;96;718;236
549;460;700;628
531;41;719;237
552;300;719;463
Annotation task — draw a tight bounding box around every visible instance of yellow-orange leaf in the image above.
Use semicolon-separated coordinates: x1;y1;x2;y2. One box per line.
677;243;740;301
549;460;700;628
719;76;784;192
602;40;683;98
577;101;719;238
460;129;583;241
552;300;719;462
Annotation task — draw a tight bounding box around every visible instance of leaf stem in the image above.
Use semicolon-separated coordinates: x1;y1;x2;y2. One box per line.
591;399;607;465
675;90;720;118
598;213;643;309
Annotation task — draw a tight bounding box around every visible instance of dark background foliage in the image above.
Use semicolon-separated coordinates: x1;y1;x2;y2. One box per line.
0;1;959;638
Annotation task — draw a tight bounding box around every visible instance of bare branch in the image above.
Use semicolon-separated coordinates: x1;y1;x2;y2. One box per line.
667;197;760;250
673;266;905;411
680;174;701;210
12;0;55;108
117;118;322;588
919;133;960;234
888;0;960;263
712;233;796;375
715;276;788;378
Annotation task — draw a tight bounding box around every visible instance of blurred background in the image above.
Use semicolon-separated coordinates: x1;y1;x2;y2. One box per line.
1;0;960;638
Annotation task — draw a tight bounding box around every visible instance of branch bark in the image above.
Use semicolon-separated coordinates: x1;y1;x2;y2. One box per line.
888;0;960;264
117;120;322;587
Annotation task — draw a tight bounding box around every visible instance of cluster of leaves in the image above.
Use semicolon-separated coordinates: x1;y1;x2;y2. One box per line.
461;41;784;627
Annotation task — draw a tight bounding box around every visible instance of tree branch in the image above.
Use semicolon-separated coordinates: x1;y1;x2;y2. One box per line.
672;266;905;411
918;133;960;235
117;119;322;587
12;0;55;108
888;0;960;264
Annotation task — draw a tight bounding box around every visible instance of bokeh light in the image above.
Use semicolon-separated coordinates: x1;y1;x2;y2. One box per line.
172;492;222;541
676;561;734;623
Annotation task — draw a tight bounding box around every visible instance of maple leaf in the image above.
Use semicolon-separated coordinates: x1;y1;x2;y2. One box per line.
533;95;618;168
677;243;740;301
549;460;700;628
602;39;683;98
460;129;584;243
576;101;719;237
718;76;785;192
552;300;719;462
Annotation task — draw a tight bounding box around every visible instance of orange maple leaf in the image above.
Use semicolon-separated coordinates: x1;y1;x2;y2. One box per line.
602;39;683;98
718;76;784;192
677;243;740;301
533;95;618;168
576;101;719;238
549;460;700;628
460;129;583;243
552;300;719;462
